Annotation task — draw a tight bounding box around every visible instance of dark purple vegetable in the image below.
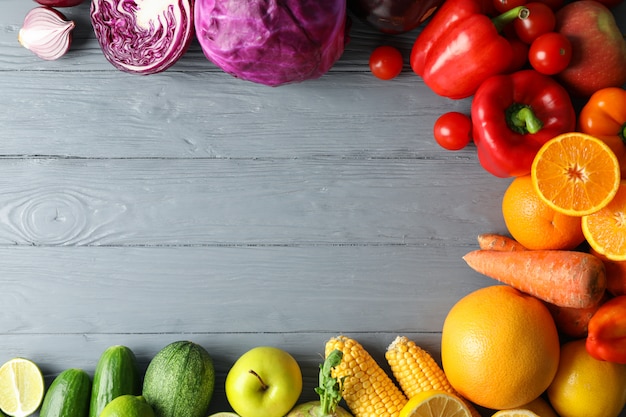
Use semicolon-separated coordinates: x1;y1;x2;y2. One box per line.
35;0;84;6
90;0;194;75
348;0;445;34
194;0;348;86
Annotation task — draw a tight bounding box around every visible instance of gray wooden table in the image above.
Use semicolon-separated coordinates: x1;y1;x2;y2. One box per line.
1;1;625;416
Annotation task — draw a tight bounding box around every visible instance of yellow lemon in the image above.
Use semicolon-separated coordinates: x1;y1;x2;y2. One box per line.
0;358;45;417
398;390;471;417
491;410;539;417
518;397;558;417
547;339;626;417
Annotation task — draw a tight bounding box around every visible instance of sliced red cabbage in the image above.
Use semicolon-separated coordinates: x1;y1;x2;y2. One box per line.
90;0;194;75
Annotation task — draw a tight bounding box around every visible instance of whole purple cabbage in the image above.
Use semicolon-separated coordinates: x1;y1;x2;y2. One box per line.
91;0;194;75
194;0;348;86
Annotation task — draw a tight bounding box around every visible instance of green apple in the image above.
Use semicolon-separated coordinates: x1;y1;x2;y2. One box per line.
225;346;303;417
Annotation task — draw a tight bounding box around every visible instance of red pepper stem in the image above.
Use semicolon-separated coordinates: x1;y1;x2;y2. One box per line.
492;6;529;32
506;103;544;134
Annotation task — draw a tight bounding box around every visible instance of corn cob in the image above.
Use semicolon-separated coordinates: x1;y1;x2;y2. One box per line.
385;335;482;417
325;335;407;417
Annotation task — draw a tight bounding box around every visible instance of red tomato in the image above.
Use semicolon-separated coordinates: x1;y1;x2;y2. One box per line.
493;0;526;13
433;112;472;151
513;2;556;44
528;32;572;75
369;46;403;80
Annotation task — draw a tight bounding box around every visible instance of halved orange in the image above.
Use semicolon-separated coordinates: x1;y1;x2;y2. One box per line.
531;132;621;217
583;181;626;261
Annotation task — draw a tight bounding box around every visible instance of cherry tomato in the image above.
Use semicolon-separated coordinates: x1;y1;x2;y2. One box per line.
513;2;556;44
433;112;472;151
493;0;526;13
528;32;572;75
369;46;403;80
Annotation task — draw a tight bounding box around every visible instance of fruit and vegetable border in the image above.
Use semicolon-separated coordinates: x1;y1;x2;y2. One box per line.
5;0;626;416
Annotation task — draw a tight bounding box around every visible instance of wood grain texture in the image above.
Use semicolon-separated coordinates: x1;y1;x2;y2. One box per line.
0;71;460;158
1;0;625;415
0;158;507;245
0;245;493;334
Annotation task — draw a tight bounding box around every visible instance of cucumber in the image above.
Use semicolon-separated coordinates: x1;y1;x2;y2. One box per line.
40;368;91;417
89;345;142;417
142;341;215;417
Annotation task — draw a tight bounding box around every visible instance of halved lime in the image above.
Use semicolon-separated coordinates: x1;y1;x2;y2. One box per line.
0;358;45;417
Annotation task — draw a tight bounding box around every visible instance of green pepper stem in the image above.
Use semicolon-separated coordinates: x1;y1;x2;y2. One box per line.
620;121;626;144
506;103;544;134
492;6;529;32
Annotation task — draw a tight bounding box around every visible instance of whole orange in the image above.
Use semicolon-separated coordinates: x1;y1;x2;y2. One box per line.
502;175;585;250
441;285;560;410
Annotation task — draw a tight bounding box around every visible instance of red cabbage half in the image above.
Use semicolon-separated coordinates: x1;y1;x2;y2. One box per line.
194;0;348;86
91;0;194;75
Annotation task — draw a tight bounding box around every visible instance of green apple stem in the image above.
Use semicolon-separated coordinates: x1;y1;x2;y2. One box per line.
315;349;346;415
248;369;269;391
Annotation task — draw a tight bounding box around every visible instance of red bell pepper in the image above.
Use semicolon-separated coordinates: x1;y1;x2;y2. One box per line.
471;69;576;178
409;0;524;99
586;295;626;364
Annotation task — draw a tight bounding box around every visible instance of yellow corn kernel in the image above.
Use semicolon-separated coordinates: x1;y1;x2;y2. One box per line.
386;335;481;417
325;335;407;417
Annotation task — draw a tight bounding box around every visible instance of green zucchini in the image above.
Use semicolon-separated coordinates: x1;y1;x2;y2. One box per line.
142;341;215;417
89;345;142;417
40;368;91;417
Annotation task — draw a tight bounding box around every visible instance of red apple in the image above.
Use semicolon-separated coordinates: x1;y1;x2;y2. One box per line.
34;0;85;6
555;0;626;97
348;0;446;34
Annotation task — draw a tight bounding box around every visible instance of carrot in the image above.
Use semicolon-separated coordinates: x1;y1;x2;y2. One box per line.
476;233;527;251
463;249;607;309
545;292;608;338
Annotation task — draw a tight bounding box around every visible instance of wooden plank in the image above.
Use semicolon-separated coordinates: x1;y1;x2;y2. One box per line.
0;158;508;246
0;71;464;158
0;245;492;334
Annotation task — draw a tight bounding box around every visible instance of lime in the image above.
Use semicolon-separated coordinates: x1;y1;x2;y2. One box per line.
0;358;45;417
100;395;154;417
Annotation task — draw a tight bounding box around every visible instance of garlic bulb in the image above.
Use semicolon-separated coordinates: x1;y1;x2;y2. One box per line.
18;7;75;61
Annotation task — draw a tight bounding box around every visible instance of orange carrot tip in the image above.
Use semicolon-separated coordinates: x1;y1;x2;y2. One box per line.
476;233;527;251
462;249;606;309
